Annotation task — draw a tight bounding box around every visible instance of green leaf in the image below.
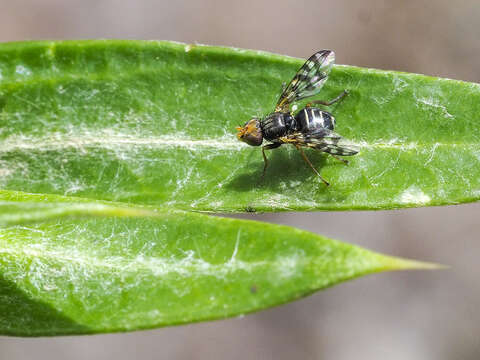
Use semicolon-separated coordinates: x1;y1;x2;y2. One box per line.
0;190;438;336
0;41;448;335
0;40;479;211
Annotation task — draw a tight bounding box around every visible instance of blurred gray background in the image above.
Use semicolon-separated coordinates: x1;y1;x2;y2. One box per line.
1;1;479;359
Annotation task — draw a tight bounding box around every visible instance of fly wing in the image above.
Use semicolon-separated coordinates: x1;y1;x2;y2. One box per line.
281;128;359;156
275;50;335;112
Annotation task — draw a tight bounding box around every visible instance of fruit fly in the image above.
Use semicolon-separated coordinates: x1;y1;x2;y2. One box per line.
236;50;358;186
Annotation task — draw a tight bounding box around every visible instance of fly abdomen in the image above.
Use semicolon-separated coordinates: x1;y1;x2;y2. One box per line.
295;107;335;132
260;112;296;141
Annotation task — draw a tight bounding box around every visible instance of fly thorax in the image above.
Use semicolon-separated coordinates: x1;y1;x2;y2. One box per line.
261;112;296;141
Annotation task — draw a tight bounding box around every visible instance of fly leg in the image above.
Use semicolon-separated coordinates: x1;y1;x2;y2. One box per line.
260;143;282;181
296;146;330;186
330;153;349;165
306;89;349;107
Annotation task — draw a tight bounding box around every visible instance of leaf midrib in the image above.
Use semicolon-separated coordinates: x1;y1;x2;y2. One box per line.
0;244;306;278
0;132;476;152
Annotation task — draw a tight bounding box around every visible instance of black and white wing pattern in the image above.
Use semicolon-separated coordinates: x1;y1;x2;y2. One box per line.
275;50;335;113
281;128;359;156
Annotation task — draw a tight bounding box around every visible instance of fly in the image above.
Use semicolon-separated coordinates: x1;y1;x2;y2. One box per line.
236;50;358;186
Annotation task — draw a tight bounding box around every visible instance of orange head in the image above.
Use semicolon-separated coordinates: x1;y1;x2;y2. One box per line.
236;118;263;146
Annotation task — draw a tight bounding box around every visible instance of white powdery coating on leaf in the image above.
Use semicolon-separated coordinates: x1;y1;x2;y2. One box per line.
15;65;32;77
416;96;454;119
0;132;246;152
398;186;431;205
348;138;419;151
0;243;308;287
0;167;13;177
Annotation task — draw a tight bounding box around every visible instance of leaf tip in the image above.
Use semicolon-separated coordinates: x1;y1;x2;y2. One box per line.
381;256;448;272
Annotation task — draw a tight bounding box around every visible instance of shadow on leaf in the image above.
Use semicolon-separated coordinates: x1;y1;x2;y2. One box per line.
0;275;90;336
226;146;331;192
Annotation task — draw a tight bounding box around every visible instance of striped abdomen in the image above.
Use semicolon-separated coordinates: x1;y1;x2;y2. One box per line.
295;107;335;132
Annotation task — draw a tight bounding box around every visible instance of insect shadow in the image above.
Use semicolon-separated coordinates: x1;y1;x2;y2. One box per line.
226;147;331;192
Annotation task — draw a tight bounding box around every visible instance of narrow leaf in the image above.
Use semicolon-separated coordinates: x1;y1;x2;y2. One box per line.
0;190;436;336
0;40;478;211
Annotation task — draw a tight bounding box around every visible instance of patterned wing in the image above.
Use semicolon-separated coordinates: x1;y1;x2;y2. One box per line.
280;128;359;156
275;50;335;112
